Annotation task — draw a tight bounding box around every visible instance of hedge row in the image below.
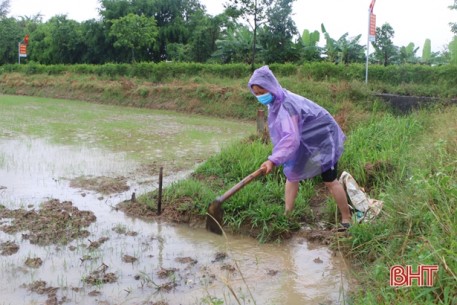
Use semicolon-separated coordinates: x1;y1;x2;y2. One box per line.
300;62;457;88
1;62;456;88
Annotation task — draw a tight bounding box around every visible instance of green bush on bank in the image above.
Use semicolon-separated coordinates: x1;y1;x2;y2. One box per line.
0;62;253;80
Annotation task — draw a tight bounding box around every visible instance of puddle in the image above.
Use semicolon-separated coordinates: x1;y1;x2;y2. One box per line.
0;137;350;305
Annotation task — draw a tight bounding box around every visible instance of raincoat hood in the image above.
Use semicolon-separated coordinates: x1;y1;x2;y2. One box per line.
248;66;285;104
248;66;346;181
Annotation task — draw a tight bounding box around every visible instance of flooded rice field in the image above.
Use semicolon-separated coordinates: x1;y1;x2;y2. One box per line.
0;96;350;305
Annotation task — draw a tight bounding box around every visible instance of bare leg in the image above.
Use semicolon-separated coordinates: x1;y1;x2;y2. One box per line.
324;180;351;223
285;180;299;214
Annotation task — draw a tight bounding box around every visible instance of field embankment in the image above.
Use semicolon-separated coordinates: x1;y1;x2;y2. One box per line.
1;62;457;119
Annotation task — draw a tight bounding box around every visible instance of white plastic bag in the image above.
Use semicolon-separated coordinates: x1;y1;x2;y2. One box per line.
339;171;383;223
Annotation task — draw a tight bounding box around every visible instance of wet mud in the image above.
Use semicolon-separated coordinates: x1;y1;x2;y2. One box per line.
70;176;130;195
0;199;96;246
1;201;349;305
0;120;350;305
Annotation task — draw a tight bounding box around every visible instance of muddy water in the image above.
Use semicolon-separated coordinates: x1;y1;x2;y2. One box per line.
0;136;350;304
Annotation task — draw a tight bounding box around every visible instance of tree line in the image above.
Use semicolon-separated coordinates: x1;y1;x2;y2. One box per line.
1;0;456;66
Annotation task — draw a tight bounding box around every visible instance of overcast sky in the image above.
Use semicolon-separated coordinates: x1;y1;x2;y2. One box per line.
8;0;456;53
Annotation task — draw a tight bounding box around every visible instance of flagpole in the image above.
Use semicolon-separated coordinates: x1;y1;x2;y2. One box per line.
366;0;376;84
365;7;370;84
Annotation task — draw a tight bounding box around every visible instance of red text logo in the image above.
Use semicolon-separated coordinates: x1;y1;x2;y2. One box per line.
390;265;439;287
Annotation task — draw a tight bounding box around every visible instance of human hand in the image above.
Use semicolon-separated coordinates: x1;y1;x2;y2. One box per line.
260;160;275;175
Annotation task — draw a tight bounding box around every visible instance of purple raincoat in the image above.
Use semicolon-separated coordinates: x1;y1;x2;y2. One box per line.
248;66;346;182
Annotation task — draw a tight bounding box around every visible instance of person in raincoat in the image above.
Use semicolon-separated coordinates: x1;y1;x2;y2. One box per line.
248;66;351;229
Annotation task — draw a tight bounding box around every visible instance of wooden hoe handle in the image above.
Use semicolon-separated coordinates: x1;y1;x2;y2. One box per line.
216;167;265;203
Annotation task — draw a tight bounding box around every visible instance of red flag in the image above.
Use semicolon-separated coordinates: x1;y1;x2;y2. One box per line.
369;0;376;13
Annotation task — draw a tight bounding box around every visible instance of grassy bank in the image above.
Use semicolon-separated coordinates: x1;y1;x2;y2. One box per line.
0;71;374;120
345;107;456;304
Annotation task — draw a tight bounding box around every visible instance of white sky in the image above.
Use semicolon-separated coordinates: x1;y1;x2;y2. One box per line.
8;0;457;53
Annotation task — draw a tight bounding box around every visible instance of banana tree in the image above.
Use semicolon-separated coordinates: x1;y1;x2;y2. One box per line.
213;25;257;63
450;36;457;65
301;29;321;61
321;23;365;64
399;42;419;64
421;39;432;64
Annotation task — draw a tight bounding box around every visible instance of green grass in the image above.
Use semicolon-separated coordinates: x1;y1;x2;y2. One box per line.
345;106;457;305
339;112;424;190
154;138;313;242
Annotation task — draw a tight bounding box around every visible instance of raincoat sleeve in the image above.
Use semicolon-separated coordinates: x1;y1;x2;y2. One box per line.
268;112;300;166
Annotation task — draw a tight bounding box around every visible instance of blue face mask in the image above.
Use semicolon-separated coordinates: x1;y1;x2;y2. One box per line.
256;92;274;105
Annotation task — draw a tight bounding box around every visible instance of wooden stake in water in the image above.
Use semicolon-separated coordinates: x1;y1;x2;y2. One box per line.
256;109;265;135
158;167;163;215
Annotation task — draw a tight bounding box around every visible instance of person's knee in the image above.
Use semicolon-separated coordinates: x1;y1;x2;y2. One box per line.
286;180;299;189
286;179;299;185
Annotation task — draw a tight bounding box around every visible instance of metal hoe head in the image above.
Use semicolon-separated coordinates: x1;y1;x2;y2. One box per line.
205;168;265;235
206;198;224;235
